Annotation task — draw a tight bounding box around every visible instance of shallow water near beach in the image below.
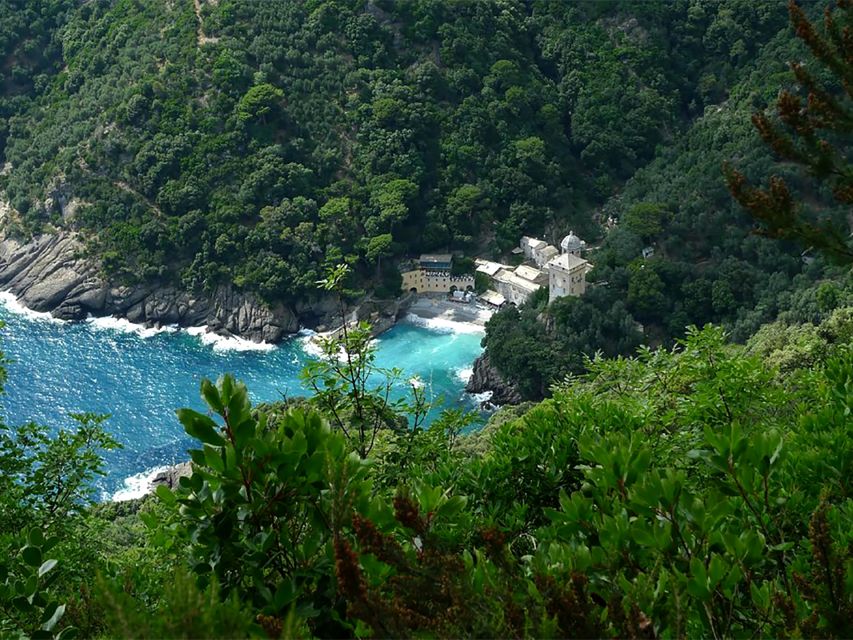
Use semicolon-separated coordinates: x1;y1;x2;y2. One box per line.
0;299;486;499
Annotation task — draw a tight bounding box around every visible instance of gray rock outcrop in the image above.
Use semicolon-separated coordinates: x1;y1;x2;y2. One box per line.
465;352;523;405
0;231;300;342
150;462;193;490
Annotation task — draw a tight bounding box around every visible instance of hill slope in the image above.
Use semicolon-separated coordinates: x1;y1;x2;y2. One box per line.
0;0;792;307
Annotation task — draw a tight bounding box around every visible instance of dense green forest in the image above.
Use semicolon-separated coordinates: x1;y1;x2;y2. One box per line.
0;0;806;300
481;0;852;399
0;0;848;397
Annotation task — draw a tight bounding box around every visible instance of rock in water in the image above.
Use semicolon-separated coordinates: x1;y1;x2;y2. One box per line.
465;353;523;405
150;462;193;490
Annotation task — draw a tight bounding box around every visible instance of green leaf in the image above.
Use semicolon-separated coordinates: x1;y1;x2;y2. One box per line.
38;559;57;578
12;595;32;612
22;545;42;568
750;582;770;611
273;579;298;609
204;444;226;473
41;602;65;631
176;409;226;446
200;378;224;414
56;627;79;640
155;484;177;505
28;529;46;547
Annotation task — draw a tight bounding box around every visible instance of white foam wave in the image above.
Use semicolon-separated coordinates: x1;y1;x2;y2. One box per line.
298;333;325;358
467;390;495;409
185;326;275;352
298;330;378;362
0;291;66;323
86;315;178;339
403;312;486;335
457;367;474;384
111;465;172;501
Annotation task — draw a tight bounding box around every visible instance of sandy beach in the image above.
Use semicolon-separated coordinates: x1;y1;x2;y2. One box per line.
404;296;494;330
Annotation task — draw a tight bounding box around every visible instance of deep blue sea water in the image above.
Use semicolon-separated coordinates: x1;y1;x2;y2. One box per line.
0;297;486;499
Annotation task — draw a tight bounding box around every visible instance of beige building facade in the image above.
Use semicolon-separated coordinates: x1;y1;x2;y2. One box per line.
401;270;475;294
476;259;546;306
547;252;592;302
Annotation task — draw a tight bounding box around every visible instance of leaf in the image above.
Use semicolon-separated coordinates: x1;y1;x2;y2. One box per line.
12;595;32;612
176;409;225;446
204;444;225;473
28;529;46;547
42;603;66;632
21;545;42;568
200;378;224;414
56;627;79;640
273;579;298;609
155;484;177;505
38;559;57;578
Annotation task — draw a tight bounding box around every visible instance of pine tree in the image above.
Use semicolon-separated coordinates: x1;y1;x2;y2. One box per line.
726;0;853;263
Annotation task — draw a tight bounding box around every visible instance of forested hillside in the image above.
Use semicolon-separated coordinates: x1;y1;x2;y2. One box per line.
1;0;795;305
481;0;852;399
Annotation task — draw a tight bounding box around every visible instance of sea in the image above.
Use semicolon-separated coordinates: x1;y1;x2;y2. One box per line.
0;294;488;500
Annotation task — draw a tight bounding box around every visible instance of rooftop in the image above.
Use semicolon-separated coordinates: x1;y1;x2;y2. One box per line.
514;264;543;282
522;236;547;250
560;231;586;253
548;252;588;272
475;259;506;277
480;290;506;306
495;269;542;294
419;253;453;264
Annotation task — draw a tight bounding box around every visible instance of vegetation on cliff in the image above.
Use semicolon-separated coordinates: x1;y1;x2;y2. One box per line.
1;2;852;637
0;0;801;305
483;0;852;400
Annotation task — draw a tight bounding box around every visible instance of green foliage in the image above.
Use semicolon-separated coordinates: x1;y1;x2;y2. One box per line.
0;370;117;639
623;202;669;239
0;529;74;640
94;570;261;639
0;0;800;309
2;2;853;637
0;414;118;533
302;264;431;457
163;373;372;636
482;2;849;396
727;0;853;263
2;313;853;637
482;287;642;400
236;83;284;124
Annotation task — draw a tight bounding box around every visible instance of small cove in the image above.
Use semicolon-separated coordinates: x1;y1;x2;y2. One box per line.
0;299;486;499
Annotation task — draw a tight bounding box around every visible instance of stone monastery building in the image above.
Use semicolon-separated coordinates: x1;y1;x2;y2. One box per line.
400;254;475;294
477;232;592;306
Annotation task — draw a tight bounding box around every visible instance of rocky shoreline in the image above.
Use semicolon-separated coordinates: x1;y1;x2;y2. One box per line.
465;352;523;405
0;229;519;436
0;231;406;343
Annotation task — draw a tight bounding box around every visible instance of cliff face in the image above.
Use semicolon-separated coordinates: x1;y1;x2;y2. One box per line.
0;232;300;342
465;352;523;405
0;231;410;342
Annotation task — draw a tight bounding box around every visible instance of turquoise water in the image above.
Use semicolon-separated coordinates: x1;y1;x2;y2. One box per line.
0;300;485;498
